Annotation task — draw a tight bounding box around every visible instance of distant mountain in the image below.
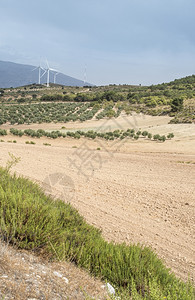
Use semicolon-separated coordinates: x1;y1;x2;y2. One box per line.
0;60;92;88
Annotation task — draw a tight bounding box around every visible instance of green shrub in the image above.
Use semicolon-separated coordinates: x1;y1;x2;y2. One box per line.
158;135;166;142
153;134;160;141
0;129;7;136
25;141;36;145
141;131;148;137
0;168;194;299
10;128;23;136
167;133;174;139
136;131;141;136
171;98;184;112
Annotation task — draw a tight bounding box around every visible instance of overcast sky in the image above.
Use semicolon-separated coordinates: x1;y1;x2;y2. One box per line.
0;0;195;85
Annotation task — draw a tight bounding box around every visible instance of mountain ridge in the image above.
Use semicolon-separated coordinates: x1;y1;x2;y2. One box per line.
0;60;92;88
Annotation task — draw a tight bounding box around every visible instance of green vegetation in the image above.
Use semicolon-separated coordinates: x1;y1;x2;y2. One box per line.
171;98;184;112
0;126;175;143
0;102;99;125
25;141;36;145
0;167;194;299
177;161;195;165
0;75;194;124
9;128;174;142
167;133;174;139
0;129;7;136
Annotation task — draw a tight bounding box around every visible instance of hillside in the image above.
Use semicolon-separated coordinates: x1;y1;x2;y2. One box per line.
0;60;92;88
0;164;194;299
0;74;194;124
0;75;194;298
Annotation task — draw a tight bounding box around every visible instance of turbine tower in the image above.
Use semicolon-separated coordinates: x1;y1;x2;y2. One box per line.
32;64;46;84
53;72;59;84
46;59;61;87
84;63;87;86
46;60;50;87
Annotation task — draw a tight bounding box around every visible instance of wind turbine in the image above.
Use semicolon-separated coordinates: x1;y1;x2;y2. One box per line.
32;63;46;85
83;63;87;86
53;72;59;84
45;59;61;87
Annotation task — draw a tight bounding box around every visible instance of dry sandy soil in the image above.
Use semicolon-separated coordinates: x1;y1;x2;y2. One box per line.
0;240;110;300
0;114;195;289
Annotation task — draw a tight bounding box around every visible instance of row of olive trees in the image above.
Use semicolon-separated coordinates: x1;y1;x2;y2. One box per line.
9;127;174;142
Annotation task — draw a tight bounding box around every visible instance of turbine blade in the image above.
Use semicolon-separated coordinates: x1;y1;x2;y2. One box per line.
50;68;60;73
40;70;47;78
46;58;49;69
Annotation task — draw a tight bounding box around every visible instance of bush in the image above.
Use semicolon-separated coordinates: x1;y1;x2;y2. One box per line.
167;133;174;139
158;135;166;142
25;141;36;145
171;98;184;112
0;129;7;136
153;134;160;141
0;167;194;299
10;128;23;137
142;131;148;137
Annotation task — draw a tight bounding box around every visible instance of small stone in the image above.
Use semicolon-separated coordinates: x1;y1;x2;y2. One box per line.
63;276;69;284
106;282;115;295
53;271;63;278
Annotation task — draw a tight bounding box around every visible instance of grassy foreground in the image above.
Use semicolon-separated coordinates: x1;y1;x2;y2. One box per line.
0;167;194;299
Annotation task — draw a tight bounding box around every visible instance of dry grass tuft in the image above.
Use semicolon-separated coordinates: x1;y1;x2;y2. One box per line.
0;240;110;299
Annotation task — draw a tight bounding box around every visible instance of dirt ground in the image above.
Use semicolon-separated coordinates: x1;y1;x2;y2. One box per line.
0;240;110;300
0;114;195;285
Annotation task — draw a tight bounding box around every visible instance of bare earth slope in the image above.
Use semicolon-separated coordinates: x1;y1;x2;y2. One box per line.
0;114;194;285
0;240;109;299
